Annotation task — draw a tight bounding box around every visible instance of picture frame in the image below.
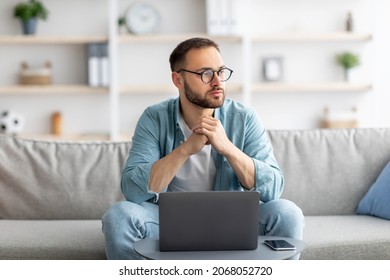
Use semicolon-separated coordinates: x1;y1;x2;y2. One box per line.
262;57;283;82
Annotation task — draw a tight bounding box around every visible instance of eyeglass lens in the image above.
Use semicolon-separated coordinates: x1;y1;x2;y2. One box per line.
202;68;232;83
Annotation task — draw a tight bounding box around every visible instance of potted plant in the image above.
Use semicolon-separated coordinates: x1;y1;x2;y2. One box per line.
336;52;360;82
14;0;49;35
118;16;127;34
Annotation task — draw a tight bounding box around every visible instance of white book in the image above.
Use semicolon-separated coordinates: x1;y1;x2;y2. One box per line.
206;0;220;35
87;44;100;87
219;0;229;35
227;0;240;35
99;44;110;87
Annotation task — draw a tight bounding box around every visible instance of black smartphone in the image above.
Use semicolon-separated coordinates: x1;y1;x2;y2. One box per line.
264;239;296;251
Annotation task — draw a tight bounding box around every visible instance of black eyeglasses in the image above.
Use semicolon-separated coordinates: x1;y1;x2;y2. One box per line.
177;67;233;83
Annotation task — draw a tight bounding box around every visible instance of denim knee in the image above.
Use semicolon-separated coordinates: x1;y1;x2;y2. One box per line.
102;201;157;227
102;201;133;225
102;201;159;259
272;199;304;222
259;199;305;239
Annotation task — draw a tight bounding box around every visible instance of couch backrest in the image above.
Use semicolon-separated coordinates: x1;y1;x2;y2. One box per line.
2;128;390;219
0;135;128;219
268;128;390;215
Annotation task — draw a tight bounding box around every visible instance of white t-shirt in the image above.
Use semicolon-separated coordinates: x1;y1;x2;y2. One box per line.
168;115;216;192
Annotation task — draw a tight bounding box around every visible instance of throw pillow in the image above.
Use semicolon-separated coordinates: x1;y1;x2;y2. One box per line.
356;160;390;219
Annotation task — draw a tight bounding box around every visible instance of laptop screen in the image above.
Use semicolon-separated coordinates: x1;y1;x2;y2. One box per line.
159;191;260;251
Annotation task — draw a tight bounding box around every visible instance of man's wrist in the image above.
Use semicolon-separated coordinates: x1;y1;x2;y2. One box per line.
242;185;255;191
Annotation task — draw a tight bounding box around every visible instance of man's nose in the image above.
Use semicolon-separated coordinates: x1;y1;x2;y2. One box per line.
210;72;222;86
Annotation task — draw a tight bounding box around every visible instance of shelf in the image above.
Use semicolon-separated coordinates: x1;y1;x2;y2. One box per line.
118;33;242;44
252;82;372;93
16;133;112;141
120;83;243;95
0;35;108;45
0;1;376;137
0;85;109;95
252;32;372;43
120;84;177;94
0;33;370;45
119;83;371;94
16;133;133;142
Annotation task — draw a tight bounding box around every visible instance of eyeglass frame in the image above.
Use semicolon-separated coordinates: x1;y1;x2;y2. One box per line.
176;67;233;84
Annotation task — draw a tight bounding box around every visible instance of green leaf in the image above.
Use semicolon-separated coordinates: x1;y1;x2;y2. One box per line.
336;52;360;69
14;0;49;22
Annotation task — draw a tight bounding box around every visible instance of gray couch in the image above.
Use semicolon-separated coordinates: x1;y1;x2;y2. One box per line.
1;128;390;259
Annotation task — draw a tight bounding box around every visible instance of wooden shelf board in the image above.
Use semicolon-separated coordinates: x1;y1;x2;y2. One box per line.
0;35;108;45
0;33;369;44
0;33;241;45
0;85;109;95
252;32;372;43
252;82;372;92
16;133;112;141
120;84;242;94
120;84;177;94
0;83;370;94
118;33;242;43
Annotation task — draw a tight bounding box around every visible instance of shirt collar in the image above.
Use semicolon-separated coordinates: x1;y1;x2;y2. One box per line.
174;97;181;127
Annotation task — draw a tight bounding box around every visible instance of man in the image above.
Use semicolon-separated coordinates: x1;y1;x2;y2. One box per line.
102;37;304;259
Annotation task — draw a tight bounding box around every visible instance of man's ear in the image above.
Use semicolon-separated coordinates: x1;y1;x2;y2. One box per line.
172;72;184;89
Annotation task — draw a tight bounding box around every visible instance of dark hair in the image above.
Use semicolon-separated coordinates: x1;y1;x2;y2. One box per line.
169;37;220;72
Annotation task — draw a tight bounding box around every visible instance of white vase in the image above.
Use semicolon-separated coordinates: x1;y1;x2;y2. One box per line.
344;69;350;82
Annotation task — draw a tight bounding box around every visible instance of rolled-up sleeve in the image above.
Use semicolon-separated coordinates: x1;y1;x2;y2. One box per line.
244;110;284;202
121;109;161;204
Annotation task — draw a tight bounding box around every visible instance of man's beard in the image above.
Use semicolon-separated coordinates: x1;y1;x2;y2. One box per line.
183;81;225;109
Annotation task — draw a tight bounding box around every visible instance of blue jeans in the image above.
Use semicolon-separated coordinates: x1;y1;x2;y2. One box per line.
102;199;304;260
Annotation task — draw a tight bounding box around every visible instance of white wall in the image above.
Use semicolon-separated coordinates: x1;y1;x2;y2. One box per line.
0;0;389;137
372;0;390;128
248;0;375;130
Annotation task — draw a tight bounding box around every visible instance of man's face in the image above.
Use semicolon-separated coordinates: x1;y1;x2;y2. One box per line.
181;47;226;109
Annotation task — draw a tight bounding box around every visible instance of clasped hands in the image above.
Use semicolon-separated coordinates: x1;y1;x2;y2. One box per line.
183;116;232;156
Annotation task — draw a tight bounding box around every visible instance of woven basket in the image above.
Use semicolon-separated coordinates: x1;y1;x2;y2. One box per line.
19;61;52;85
20;75;51;85
322;119;359;129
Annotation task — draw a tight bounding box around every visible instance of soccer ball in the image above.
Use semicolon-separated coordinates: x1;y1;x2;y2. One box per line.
0;110;25;135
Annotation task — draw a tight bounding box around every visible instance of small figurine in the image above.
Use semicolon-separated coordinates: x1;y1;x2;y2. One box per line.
346;11;353;32
51;111;62;136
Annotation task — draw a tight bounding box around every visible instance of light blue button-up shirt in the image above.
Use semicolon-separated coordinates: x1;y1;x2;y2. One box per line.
121;97;284;204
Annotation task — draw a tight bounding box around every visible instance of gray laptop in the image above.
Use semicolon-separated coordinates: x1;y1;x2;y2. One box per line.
159;191;260;251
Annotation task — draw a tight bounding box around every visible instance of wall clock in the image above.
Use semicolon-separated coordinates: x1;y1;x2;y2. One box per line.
125;3;161;34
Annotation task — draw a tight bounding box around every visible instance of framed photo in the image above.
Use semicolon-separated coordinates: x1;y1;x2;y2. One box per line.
262;57;283;82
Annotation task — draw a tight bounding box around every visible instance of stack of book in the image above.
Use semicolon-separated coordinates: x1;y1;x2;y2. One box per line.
206;0;241;35
87;43;109;87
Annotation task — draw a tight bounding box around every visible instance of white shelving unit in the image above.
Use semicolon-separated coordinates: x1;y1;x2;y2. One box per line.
0;33;371;93
0;0;374;140
0;33;111;140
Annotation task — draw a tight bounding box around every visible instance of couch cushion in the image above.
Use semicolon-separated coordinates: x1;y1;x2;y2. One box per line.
301;215;390;259
356;160;390;220
0;135;128;219
0;220;106;259
268;128;390;215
